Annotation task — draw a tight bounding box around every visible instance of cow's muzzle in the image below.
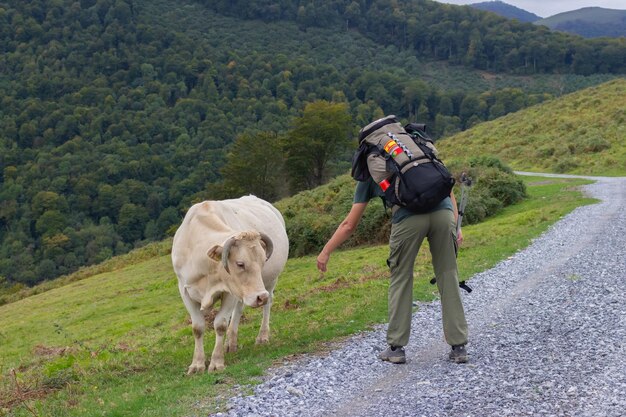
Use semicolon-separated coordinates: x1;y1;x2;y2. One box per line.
248;291;269;308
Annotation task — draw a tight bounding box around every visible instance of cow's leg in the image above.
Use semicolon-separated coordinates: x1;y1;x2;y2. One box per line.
256;291;273;344
209;294;238;372
226;300;244;353
179;283;206;375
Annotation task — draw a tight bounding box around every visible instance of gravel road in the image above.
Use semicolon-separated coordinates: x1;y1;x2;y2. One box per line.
217;174;626;417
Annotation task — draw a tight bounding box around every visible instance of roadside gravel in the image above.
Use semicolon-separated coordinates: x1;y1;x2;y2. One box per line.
216;174;626;417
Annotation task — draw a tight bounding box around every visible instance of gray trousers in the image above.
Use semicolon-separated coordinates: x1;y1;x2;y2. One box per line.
387;209;468;347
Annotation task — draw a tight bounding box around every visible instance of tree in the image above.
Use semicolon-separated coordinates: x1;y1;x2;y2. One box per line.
438;95;454;116
282;101;352;193
459;95;482;128
220;131;285;201
117;203;149;242
35;210;66;237
31;191;67;215
403;80;428;121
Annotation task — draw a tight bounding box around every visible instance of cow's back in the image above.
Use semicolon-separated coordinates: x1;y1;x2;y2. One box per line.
172;196;288;287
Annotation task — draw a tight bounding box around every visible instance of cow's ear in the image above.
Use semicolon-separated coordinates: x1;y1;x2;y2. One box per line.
207;245;223;262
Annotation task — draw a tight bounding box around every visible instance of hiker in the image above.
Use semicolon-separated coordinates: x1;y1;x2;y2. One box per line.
316;116;469;364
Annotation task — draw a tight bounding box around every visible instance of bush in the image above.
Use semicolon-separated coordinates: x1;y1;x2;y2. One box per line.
276;175;389;257
577;135;611;153
448;156;527;224
553;157;579;173
276;156;526;257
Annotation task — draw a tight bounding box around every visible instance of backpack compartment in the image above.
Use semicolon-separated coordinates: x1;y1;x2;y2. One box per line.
351;141;372;182
393;161;455;213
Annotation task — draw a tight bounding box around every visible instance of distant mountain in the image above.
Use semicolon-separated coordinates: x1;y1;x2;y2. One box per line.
470;1;541;22
537;7;626;38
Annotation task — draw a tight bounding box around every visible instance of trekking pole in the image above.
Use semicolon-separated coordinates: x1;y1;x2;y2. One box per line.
430;172;473;293
456;172;472;238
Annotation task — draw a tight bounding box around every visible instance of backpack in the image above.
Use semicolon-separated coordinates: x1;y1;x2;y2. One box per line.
351;115;455;213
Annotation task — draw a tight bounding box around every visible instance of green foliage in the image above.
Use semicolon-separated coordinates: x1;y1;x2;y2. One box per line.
282;101;352;193
446;157;528;224
200;0;626;74
275;155;522;258
0;0;620;286
218;131;286;201
278;174;390;257
471;1;540;23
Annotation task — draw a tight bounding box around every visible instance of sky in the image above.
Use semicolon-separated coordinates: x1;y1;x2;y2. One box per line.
435;0;626;18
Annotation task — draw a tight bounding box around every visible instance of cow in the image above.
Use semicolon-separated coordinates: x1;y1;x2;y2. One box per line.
171;195;289;373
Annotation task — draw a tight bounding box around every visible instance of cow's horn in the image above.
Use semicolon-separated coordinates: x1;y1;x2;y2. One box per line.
259;233;273;261
221;236;237;274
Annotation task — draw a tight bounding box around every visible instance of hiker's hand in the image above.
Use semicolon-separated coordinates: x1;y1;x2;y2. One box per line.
457;229;464;246
317;252;330;272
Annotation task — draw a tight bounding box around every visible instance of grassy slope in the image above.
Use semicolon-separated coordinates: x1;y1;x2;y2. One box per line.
437;78;626;176
0;176;595;416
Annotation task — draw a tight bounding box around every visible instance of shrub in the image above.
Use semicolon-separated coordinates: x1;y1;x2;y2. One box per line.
449;157;527;224
276;175;390;257
553;157;579;173
276;156;526;257
578;135;611;153
468;155;513;174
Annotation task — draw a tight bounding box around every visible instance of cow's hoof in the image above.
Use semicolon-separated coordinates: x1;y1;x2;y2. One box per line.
255;336;269;345
187;364;206;375
208;362;225;372
226;343;238;353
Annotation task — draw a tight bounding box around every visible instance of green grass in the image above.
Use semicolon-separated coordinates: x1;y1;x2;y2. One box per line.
0;176;596;416
437;79;626;176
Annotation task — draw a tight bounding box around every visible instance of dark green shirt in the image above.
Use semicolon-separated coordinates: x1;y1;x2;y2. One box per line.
353;178;453;223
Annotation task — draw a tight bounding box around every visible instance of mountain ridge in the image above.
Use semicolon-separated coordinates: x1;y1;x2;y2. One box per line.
467;1;626;38
536;7;626;38
469;0;541;22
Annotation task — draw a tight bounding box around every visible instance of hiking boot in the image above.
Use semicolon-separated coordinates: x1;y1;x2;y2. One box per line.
449;344;468;363
379;345;406;364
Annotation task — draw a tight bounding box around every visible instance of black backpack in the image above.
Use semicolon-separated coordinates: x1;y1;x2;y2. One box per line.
351;115;455;213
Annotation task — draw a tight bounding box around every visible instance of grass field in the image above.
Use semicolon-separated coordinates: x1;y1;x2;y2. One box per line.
0;176;596;416
437;79;626;176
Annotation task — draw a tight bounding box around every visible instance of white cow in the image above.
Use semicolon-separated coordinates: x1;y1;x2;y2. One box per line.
171;195;289;373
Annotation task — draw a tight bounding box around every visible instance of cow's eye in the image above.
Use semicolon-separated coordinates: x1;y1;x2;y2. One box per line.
236;261;245;269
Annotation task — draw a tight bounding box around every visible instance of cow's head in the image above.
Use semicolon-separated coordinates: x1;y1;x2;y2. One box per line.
207;231;273;308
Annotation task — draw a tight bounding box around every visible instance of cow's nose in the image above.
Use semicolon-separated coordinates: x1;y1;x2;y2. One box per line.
256;292;269;307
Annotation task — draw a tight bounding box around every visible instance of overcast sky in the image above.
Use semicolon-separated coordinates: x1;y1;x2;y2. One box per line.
435;0;626;18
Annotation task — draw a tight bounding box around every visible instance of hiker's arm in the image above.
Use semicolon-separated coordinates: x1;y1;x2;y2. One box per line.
450;191;463;245
317;202;368;272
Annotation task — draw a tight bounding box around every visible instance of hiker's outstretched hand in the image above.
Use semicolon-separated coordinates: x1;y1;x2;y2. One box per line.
316;252;329;273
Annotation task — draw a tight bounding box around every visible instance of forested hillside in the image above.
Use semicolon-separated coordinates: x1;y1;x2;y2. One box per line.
0;0;623;287
200;0;626;74
470;1;541;23
537;7;626;39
